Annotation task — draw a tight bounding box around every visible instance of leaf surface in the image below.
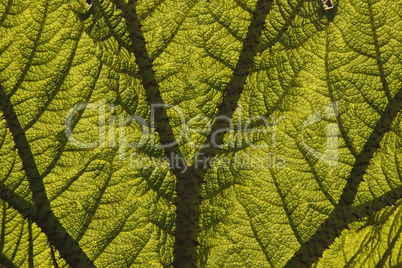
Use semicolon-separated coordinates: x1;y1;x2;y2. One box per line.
0;0;401;267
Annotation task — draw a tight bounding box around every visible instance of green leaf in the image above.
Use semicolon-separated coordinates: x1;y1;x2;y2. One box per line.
0;0;401;267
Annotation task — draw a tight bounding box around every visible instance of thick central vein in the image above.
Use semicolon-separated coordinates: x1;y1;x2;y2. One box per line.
115;0;272;266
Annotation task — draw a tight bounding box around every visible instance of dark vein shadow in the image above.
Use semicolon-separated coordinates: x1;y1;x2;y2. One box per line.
39;62;101;180
271;170;305;245
0;0;13;28
50;245;60;268
0;85;95;268
375;215;402;268
284;88;402;268
256;0;307;52
175;0;274;266
150;4;193;61
8;1;49;98
10;221;23;262
113;0;273;266
351;186;402;220
47;152;105;203
0;182;36;220
115;0;272;267
0;252;18;268
110;1;189;266
209;10;243;43
325;28;359;158
75;159;113;242
295;141;337;207
113;0;182;162
23;32;81;131
236;192;276;267
93;0;133;53
343;231;373;267
207;0;274;149
367;0;392;101
90;201;149;263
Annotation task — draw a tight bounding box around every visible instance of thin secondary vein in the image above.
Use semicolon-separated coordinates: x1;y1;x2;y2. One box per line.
9;0;49;98
0;85;95;268
284;87;402;267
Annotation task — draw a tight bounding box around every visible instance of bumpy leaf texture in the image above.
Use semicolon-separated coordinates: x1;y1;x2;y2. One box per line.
0;0;401;267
